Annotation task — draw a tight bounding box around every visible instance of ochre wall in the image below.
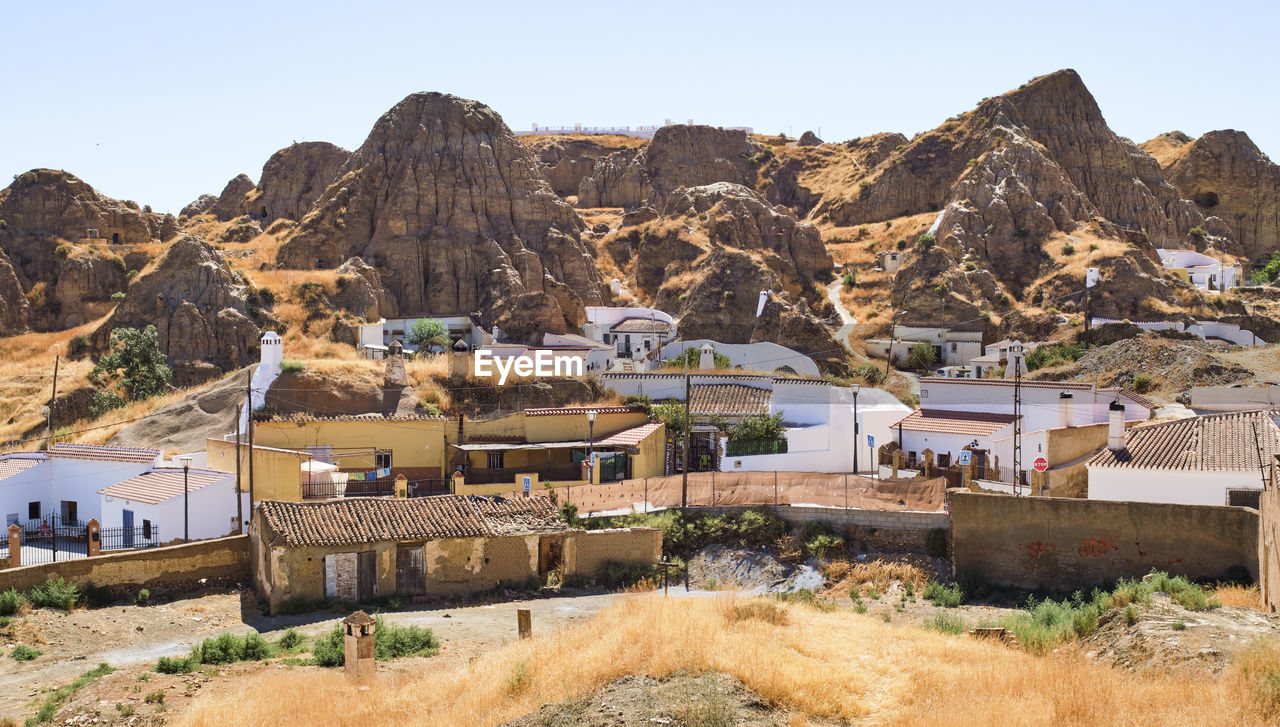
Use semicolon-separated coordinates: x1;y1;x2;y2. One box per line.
0;535;249;592
564;528;663;575
951;489;1259;591
206;438;308;502
252;419;448;471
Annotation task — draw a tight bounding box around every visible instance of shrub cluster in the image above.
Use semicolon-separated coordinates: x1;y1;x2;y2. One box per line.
311;617;440;668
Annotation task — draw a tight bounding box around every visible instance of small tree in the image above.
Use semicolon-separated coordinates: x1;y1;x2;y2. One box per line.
651;401;688;449
907;343;937;372
406;318;451;352
666;346;730;370
728;411;786;442
90;326;171;414
841;269;857;288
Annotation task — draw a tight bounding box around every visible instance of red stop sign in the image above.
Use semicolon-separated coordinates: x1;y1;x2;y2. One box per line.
1033;457;1048;472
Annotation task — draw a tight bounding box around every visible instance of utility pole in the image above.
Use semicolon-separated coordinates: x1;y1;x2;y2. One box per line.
245;377;255;518
234;404;243;534
682;361;691;592
852;385;860;475
1011;343;1024;494
46;355;60;451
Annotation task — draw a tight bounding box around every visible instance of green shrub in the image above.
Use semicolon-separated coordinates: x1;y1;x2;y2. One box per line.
1171;619;1186;631
277;628;306;651
850;593;868;613
12;644;41;661
924;611;965;635
156;655;198;674
853;363;885;386
0;588;26;616
28;577;79;611
241;633;275;661
280;360;306;373
311;625;345;667
841;270;856;288
196;633;245;665
1025;343;1086;371
135;589;150;606
312;618;439;667
805;532;844;559
110;291;125;302
1132;373;1153;394
1061;243;1076;255
1189;225;1208;242
55;243;72;257
144;690;165;704
923;581;963;607
1123;605;1140;625
915;233;936;250
908;343;937;372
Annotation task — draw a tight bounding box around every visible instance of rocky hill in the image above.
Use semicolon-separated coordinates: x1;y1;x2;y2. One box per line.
0;169;177;331
1143;129;1280;264
275;92;606;342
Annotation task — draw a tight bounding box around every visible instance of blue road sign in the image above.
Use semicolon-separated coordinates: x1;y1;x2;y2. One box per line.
522;475;532;493
958;450;972;466
866;434;875;448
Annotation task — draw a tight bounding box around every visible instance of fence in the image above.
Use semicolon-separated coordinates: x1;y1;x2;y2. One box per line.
301;478;450;500
490;471;948;516
725;439;788;457
5;516;161;567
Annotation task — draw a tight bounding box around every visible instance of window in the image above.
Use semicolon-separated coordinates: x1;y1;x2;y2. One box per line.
625;334;632;350
60;500;77;524
950;342;957;352
375;451;392;469
487;452;505;469
644;338;651;351
1227;489;1261;508
28;502;40;520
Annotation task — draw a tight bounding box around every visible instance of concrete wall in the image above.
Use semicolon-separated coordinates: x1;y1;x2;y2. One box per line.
1191;385;1280;411
0;458;155;527
951;490;1258;591
658;340;821;377
0;535;249;592
206;439;307;502
1088;467;1262;506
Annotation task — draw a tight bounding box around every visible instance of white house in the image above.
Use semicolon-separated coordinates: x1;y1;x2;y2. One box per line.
965;339;1044;378
1090;318;1266;347
99;467;246;543
886;378;1155;488
583;307;678;359
866;325;984;368
877;250;906;273
0;444;161;527
599;373;910;474
542;333;616;372
1156;248;1241;291
1087;409;1279;507
656;339;822;377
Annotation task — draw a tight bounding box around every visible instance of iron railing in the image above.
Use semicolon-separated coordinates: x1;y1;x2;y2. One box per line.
725;439;788;457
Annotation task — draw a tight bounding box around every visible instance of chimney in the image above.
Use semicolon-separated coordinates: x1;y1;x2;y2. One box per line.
1058;393;1074;428
1108;401;1126;450
699;343;715;370
1003;342;1023;379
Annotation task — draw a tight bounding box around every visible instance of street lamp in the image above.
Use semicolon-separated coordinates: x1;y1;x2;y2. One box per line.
852;384;861;475
179;455;192;543
586;410;597;483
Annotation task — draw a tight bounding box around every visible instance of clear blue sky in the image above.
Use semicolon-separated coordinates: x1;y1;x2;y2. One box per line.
3;0;1276;214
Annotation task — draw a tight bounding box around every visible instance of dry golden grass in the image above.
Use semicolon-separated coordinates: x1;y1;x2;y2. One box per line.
1216;584;1264;610
826;559;932;597
174;595;1274;727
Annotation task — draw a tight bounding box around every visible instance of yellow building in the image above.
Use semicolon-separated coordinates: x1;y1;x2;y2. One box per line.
232;406;666;500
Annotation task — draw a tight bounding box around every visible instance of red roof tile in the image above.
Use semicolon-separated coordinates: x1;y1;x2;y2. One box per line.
46;443;159;464
689;384;771;416
892;409;1019;436
258;495;565;547
98;468;231;505
1089;410;1280;471
524;406;642;417
598;421;665;447
0;457;42;481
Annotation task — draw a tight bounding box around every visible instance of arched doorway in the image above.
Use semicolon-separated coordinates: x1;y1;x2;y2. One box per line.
111;233;120;245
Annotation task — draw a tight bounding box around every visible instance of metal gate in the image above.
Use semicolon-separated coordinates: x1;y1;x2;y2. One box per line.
13;515;88;566
395;544;425;595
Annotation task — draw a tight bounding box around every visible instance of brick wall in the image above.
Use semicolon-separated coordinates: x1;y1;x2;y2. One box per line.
0;535;249;592
951;490;1258;592
566;528;662;576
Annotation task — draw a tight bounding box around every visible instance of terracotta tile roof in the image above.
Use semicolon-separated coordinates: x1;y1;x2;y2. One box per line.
268;413;446;423
0;456;43;481
598;421;664;447
46;443;159;464
611;317;672;333
98;468;231;505
524;406;642;417
689;384;771;416
892;409;1019;436
1089;410;1280;471
258;495;565;547
916;378;1156;410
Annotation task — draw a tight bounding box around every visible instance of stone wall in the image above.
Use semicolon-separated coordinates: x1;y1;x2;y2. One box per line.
0;535;249;592
951;490;1258;592
565;528;663;575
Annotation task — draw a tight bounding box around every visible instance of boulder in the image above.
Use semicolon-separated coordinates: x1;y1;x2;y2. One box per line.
90;235;262;371
333;257;396;321
0;248;30;335
797;131;823;146
577;149;650;208
276;92;605;341
213;174;254;221
180;193;218;219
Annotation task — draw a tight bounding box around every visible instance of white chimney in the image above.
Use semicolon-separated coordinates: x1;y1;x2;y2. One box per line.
1058;393;1074;429
1108;401;1126;450
756;290;769;317
1003;342;1023;379
260;331;282;373
699;344;715;370
610;278;622;296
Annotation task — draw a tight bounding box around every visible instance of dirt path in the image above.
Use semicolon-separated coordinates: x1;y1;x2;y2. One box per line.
826;279;856;347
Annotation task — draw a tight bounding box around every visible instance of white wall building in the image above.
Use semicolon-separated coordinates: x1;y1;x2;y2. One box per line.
866;325;984;368
599;373;910;474
1091;318;1266;347
1087;409;1279;507
656;340;821;377
877;250;906;273
1156;248;1241;291
583;307;678;360
0;444;160;527
99;467;246;543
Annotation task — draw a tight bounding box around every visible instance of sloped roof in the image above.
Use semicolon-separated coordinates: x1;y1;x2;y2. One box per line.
1089;410;1280;471
598;421;664;447
98;468;231;505
689;384;771;416
892;409;1019;437
0;456;43;481
916;378;1156;410
46;443;159;464
611;318;672;333
524;406;642;417
258;494;565;547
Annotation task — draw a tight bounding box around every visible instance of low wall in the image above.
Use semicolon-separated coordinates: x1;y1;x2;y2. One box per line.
566;528;663;575
686;505;949;553
0;535;250;592
951;490;1258;592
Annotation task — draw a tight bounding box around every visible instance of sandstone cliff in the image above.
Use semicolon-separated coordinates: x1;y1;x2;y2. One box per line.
0;169;173;330
1143;129;1280;262
520;135;645;200
213;174;255;221
91;235;262;373
276;92;605;341
250;141;351;222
